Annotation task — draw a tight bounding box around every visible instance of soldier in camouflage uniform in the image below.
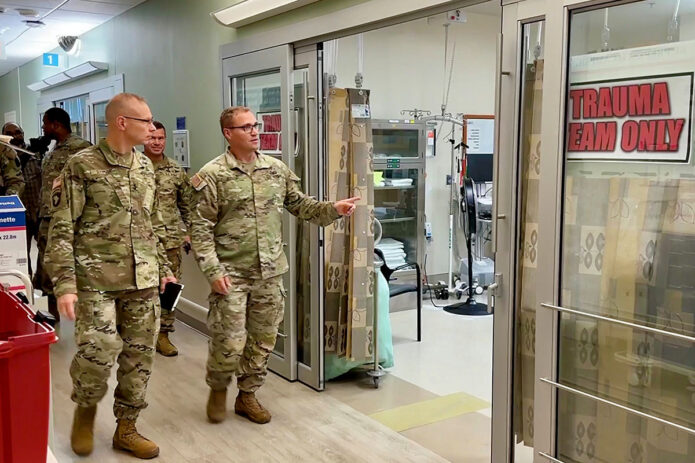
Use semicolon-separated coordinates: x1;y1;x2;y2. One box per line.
34;108;91;321
45;93;176;459
191;106;358;424
143;120;193;356
0;141;25;197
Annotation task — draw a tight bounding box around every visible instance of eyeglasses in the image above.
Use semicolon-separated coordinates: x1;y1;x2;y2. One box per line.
122;115;155;125
226;122;261;134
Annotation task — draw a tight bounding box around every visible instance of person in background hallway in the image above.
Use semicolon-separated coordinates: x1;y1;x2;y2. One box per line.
33;108;91;322
3;122;43;277
0;124;25;197
191;106;358;425
45;93;176;459
143;120;193;357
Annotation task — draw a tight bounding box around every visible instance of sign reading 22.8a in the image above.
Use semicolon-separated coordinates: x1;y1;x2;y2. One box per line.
567;72;694;163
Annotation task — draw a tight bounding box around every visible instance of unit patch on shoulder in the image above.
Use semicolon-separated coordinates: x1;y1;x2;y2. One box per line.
191;173;208;191
51;176;63;209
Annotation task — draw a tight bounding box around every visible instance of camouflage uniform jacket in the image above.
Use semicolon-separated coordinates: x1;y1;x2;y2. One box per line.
0;144;25;197
192;150;340;282
45;139;172;297
39;134;91;218
152;156;193;250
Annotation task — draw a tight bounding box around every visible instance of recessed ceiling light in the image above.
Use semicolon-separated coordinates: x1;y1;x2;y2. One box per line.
22;20;46;28
16;8;40;18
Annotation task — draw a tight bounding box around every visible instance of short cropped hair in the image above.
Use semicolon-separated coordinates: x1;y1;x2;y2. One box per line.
44;107;72;132
1;122;22;135
153;121;166;134
105;93;148;123
219;106;252;132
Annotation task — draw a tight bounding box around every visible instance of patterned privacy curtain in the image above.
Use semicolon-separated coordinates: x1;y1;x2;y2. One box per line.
324;88;375;362
561;173;695;462
513;59;543;448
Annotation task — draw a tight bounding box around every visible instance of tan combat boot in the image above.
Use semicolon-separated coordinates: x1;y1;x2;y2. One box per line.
207;388;227;423
234;391;271;424
156;332;178;357
71;405;96;456
112;419;159;459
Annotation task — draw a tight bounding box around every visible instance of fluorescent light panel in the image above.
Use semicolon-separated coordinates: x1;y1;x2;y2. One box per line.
43;73;71;85
212;0;319;27
64;61;107;78
27;61;108;92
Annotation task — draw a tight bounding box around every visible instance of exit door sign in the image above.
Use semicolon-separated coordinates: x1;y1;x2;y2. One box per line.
43;53;59;67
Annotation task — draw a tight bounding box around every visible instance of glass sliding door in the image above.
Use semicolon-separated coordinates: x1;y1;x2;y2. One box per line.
541;1;695;462
493;2;548;461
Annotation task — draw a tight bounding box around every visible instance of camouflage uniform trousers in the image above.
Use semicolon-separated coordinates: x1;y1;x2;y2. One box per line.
25;213;39;277
33;218;52;294
159;247;182;333
70;287;160;420
206;275;285;393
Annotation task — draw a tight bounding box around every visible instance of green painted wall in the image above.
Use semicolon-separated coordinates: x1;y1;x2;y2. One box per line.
0;69;21;124
0;0;370;172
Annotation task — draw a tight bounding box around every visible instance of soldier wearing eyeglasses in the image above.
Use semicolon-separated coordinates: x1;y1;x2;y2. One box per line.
45;93;176;459
191;106;359;425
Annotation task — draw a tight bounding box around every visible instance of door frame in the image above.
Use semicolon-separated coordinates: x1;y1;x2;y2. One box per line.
492;1;550;461
36;74;124;144
294;44;326;390
533;1;662;462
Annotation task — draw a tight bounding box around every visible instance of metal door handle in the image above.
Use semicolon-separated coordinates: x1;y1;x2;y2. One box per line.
487;273;502;313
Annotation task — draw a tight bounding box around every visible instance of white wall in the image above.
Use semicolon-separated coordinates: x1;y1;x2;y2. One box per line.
332;12;499;276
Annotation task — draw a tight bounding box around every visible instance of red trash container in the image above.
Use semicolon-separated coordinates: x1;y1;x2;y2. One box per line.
0;288;58;463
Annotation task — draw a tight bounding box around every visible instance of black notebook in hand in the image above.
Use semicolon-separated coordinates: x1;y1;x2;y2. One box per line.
160;282;184;312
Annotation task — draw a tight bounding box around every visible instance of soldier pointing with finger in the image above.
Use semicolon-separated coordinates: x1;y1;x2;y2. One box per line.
191;106;358;425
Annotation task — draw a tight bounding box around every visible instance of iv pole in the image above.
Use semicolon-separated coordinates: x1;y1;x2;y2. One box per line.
419;114;464;292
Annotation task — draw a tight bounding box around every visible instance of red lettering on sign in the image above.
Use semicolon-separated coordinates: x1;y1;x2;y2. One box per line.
595;122;617;151
628;84;652;116
666;119;685;151
597;87;612;117
655;120;668;151
621;120;639;152
567;122;617;151
637;120;657;151
583;89;598;118
568;123;582;151
578;122;594;151
570;90;583;119
652;82;671;115
612;86;628;117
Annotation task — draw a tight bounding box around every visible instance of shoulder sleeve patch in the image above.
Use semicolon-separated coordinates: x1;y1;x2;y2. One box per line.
191;173;208;191
52;176;62;190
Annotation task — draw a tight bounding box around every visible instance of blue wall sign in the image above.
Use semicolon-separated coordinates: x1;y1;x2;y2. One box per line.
43;53;59;67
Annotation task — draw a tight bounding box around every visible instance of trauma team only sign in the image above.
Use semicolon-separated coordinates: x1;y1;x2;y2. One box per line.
567;73;694;162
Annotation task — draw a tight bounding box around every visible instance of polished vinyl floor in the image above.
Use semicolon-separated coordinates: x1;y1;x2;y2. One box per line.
44;296;536;462
48;318;446;462
326;299;495;463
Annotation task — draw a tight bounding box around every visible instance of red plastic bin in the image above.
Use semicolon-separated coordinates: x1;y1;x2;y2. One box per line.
0;288;58;463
